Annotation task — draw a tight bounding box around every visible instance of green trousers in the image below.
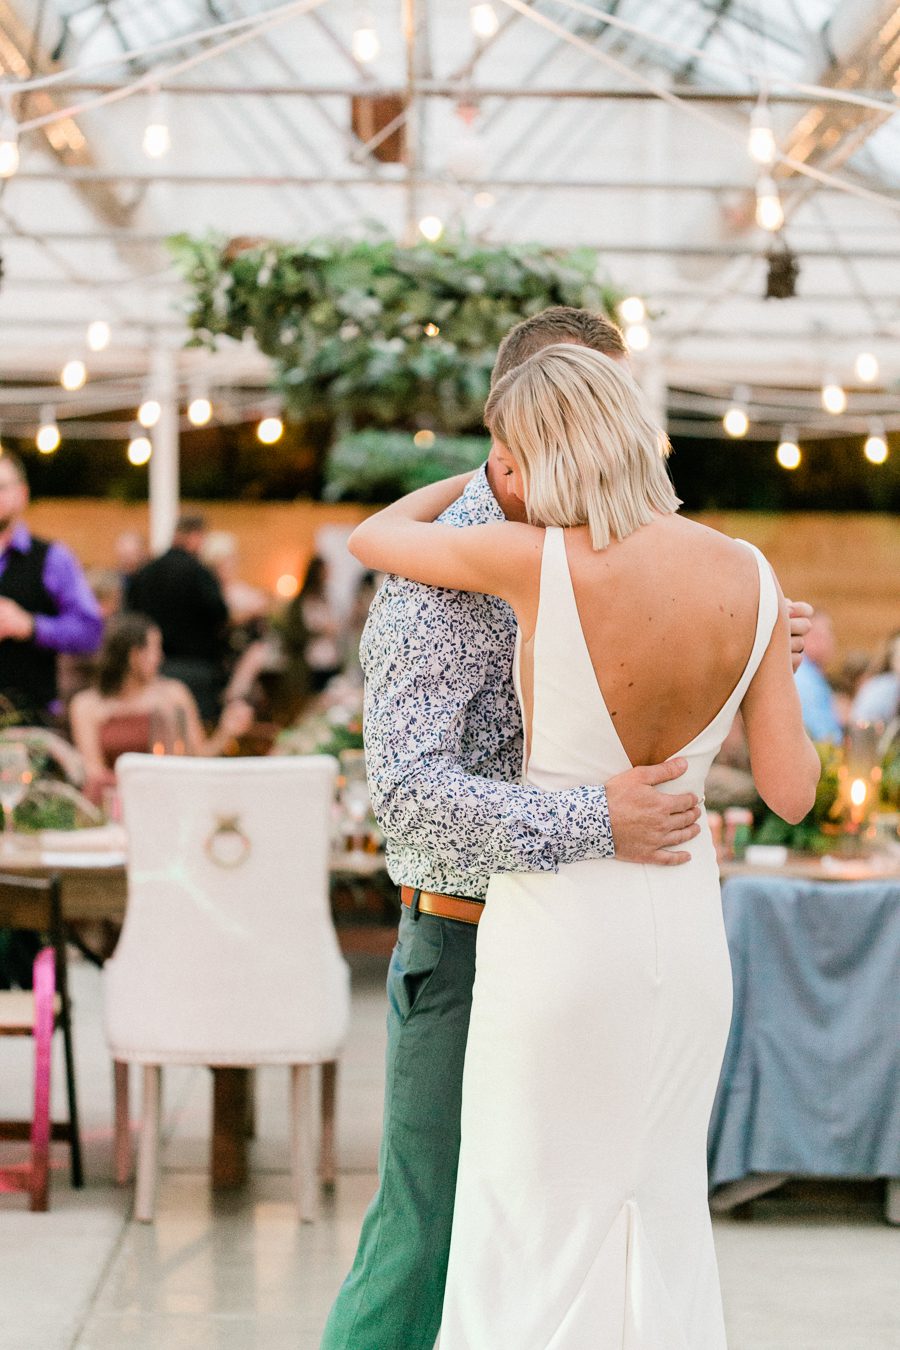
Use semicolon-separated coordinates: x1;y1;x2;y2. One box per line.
320;902;477;1350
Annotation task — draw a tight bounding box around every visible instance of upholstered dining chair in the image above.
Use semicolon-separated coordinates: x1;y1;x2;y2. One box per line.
105;754;350;1222
0;872;83;1210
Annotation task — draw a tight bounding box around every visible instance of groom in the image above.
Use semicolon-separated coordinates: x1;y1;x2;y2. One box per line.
322;307;811;1349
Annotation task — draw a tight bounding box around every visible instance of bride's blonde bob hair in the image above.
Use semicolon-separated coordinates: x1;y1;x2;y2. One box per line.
484;343;680;550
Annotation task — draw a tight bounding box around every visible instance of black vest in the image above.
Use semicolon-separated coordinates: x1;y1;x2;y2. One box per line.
0;536;59;717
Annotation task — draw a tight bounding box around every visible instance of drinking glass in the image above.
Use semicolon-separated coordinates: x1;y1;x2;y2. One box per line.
0;743;33;835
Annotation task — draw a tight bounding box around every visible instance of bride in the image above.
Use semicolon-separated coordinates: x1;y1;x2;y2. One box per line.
349;344;819;1348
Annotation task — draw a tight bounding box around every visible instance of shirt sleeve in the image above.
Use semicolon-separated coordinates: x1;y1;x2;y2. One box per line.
32;543;104;655
363;587;614;881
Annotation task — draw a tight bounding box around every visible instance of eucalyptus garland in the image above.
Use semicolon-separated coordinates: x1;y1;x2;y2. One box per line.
171;233;621;433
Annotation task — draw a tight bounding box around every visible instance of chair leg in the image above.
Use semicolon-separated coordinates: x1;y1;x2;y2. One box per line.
113;1060;132;1185
134;1065;162;1223
30;948;56;1213
320;1060;338;1188
60;1007;84;1188
290;1064;317;1223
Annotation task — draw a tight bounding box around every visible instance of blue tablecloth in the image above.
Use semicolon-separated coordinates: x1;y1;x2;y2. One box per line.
708;875;900;1188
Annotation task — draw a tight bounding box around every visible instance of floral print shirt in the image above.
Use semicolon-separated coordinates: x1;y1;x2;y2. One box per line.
359;466;614;899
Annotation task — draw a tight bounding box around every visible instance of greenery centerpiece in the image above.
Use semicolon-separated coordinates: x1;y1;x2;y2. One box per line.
171;233;621;446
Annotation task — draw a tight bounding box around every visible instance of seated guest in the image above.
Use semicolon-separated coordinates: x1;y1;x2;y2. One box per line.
794;609;842;743
851;631;900;727
69;613;252;799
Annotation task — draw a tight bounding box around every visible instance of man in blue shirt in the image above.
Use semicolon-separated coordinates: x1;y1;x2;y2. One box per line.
794;609;842;742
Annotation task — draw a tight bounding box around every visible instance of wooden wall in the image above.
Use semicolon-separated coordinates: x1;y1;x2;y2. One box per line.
27;500;900;660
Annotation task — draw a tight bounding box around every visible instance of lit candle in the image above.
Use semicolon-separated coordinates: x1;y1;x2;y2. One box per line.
849;777;868;828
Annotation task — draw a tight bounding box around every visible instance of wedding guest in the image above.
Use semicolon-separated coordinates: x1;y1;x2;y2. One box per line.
292;555;342;691
113;530;148;582
851;631;900;726
794;609;842;742
0;452;102;723
69;612;252;800
125;514;229;720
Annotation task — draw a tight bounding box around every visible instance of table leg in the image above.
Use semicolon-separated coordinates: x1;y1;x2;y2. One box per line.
211;1068;249;1188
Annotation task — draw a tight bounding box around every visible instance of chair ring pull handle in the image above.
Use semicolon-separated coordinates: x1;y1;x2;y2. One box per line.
204;814;252;869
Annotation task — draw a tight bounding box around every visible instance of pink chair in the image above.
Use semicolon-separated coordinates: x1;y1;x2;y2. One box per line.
0;874;83;1210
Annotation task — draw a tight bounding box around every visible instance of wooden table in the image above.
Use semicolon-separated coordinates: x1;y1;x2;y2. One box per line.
0;831;391;1189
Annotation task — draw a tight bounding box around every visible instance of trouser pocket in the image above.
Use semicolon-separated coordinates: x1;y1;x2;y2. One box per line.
388;907;445;1024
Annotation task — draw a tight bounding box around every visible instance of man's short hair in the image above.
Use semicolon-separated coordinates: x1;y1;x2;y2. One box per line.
175;513;206;536
492;306;627;385
0;452;29;486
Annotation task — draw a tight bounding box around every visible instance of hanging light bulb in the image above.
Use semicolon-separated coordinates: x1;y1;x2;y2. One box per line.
138;394;162;429
755;176;784;232
142;90;171;159
36;406;60;454
470;3;500;38
854;351;879;384
723;387;750;439
618;295;646;326
60;358;87;392
776;427;801;470
821;377;847;415
187;391;213;426
864;420;888;465
257;415;284;445
624;323;651;352
127;424;153;466
0;108;20;179
418;215;444;242
87;320;111;353
748;103;777;166
352;6;380;63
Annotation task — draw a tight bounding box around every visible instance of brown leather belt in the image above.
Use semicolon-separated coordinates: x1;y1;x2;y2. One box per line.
400;886;485;926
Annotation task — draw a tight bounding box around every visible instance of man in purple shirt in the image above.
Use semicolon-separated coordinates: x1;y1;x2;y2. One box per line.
0;453;102;722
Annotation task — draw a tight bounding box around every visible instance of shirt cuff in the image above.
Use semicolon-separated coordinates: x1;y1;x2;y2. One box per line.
553;784;615;862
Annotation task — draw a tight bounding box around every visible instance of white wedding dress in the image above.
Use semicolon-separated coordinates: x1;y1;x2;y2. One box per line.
440;526;777;1349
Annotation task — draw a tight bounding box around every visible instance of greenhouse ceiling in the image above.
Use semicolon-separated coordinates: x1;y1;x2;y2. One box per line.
0;0;898;446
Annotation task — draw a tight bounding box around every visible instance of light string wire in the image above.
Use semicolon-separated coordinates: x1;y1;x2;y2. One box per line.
547;0;900;117
498;0;900;218
0;0;321;96
11;0;332;135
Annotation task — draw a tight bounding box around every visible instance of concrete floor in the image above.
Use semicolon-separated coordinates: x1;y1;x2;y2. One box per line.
1;956;897;1350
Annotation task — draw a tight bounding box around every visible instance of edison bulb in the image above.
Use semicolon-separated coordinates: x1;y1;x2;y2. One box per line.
257;416;284;445
61;359;87;392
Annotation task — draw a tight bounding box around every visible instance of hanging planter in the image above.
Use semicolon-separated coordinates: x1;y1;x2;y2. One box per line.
171;233;621;435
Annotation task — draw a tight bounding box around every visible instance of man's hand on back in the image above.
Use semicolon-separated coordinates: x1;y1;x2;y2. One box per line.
606;759;701;866
786;600;812;673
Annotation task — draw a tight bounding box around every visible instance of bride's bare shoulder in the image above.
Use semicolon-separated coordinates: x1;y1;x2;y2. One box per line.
662;515;760;571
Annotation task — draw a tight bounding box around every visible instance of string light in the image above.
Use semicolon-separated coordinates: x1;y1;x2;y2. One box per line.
418;215;444;242
127;425;152;465
351;7;380;63
423;322;440;337
87;320;111;352
413;429;436;448
187;392;213;426
0;108;20;179
864;420;888;465
276;573;299;599
854;351;879;384
723;387;750;438
36;406;60;454
138;395;162;429
748;102;776;166
821;378;847;415
618;296;646;325
257;415;283;444
755;175;784;232
60;358;87;392
470;3;500;38
775;427;801;470
142;89;171;159
624;323;651;352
